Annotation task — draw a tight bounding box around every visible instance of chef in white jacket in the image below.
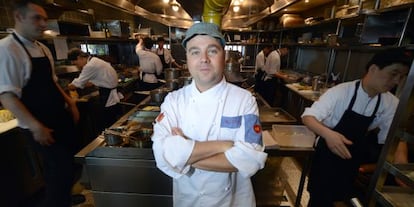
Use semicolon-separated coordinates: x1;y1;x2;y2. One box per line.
67;48;123;128
152;22;268;207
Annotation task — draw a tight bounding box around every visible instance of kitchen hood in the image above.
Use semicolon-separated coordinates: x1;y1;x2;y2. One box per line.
89;0;301;29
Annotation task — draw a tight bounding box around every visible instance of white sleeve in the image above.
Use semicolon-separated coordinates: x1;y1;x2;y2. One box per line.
255;53;264;71
372;95;399;144
164;49;175;64
152;94;194;178
224;95;267;177
155;56;163;75
71;64;95;88
302;85;342;122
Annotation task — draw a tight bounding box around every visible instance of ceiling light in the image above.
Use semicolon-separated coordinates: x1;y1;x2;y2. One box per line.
162;0;169;3
170;0;180;12
172;4;179;11
305;0;309;3
233;0;241;13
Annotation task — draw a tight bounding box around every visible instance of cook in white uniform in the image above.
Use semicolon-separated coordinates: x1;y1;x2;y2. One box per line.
302;48;411;206
135;37;163;90
152;37;182;70
254;45;272;93
152;22;267;207
67;48;122;128
260;47;288;106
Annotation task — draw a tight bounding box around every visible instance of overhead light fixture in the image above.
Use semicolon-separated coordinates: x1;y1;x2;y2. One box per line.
170;0;180;12
305;0;309;3
233;0;240;13
162;0;169;3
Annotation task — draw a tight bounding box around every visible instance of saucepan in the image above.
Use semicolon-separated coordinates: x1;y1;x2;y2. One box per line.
103;129;124;146
164;68;182;80
150;88;171;103
128;128;153;148
179;76;192;87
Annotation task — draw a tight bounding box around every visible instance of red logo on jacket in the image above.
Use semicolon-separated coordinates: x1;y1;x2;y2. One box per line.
156;112;165;122
253;124;261;133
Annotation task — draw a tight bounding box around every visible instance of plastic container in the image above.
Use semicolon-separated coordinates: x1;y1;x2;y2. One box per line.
272;125;316;148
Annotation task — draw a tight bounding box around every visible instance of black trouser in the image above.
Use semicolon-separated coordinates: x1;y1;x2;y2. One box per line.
22;111;77;207
254;71;265;93
260;77;278;106
137;81;163;91
103;104;121;128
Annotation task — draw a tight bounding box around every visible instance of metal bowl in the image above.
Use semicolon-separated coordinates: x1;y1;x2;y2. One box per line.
179;76;192;87
164;68;182;80
150;88;171;103
129;128;153;148
103;131;124;146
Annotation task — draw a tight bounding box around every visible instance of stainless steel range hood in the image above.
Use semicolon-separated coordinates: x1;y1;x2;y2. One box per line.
89;0;300;29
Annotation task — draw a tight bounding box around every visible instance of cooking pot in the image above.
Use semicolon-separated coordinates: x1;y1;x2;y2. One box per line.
103;129;124;146
150;88;171;103
179;76;192;87
165;79;179;90
164;68;182;80
129;128;153;148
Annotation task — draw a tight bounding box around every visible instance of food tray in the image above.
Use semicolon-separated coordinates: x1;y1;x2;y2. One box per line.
259;107;297;126
272;124;315;148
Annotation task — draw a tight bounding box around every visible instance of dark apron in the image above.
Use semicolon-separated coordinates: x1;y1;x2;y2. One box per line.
98;87;120;128
13;33;76;207
308;81;381;207
157;51;168;79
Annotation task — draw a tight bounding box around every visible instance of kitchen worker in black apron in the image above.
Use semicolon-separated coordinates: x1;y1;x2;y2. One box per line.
67;48;123;129
301;48;411;206
153;37;182;80
0;1;80;206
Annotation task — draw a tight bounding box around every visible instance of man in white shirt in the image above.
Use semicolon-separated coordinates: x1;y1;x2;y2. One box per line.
135;37;163;90
153;37;182;72
67;48;122;128
260;47;288;106
302;48;411;206
254;45;272;92
152;22;267;207
0;1;79;206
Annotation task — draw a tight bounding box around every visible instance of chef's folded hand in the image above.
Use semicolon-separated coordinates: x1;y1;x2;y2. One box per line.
31;124;55;146
171;127;189;139
325;131;353;159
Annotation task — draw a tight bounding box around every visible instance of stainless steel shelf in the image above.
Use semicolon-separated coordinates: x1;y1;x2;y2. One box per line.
396;129;414;143
383;162;414;188
374;186;414;207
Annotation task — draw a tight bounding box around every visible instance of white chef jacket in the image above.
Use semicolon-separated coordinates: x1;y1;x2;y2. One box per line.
302;80;399;144
70;57;121;107
152;77;267;207
152;47;176;65
135;45;163;83
0;33;56;129
0;33;56;98
263;50;281;80
255;50;266;73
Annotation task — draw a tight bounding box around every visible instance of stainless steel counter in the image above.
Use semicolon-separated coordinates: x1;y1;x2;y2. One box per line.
285;83;322;102
76;92;313;207
75;96;172;207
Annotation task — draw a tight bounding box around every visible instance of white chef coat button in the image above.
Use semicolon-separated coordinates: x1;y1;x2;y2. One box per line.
224;187;229;191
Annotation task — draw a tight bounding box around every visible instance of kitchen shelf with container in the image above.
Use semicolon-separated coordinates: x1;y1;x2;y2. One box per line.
366;59;414;207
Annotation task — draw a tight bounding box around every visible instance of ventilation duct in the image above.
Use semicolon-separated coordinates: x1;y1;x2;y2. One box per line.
202;0;232;27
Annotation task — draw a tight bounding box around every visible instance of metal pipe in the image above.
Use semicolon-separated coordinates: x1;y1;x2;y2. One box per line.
202;0;232;26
